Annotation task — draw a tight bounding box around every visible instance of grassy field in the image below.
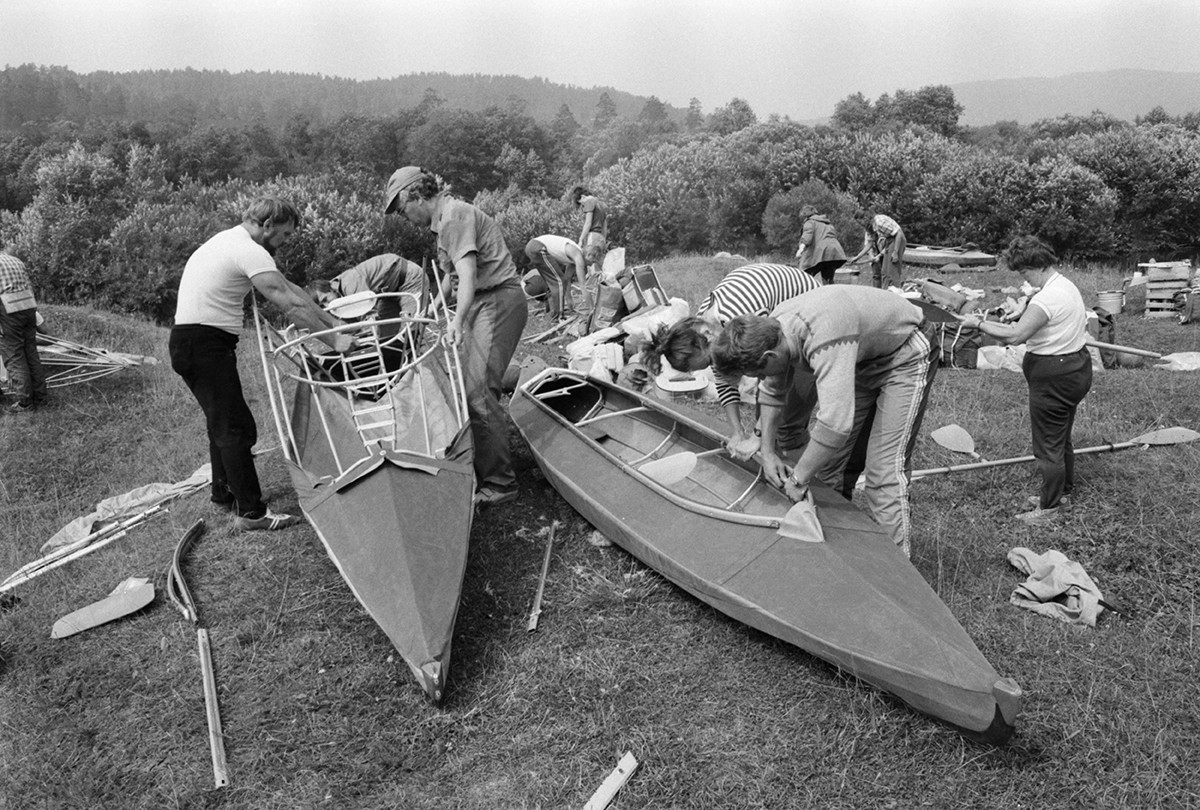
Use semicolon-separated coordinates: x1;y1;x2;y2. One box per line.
1;259;1199;809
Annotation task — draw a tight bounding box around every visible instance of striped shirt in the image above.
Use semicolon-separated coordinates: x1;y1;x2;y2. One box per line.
0;252;32;295
697;263;822;407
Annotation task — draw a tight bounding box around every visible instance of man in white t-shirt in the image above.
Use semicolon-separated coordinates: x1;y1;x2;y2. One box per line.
169;197;352;531
523;235;585;320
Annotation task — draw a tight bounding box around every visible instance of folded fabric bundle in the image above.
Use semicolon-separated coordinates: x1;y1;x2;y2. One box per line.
1007;547;1106;627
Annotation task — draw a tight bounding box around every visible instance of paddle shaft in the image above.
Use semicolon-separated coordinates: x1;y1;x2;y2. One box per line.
1086;340;1162;359
527;522;558;632
197;628;230;788
913;438;1143;478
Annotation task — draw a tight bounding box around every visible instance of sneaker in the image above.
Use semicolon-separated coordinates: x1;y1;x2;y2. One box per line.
6;400;32;413
1026;494;1072;508
235;510;301;531
1014;506;1062;526
474;487;518;506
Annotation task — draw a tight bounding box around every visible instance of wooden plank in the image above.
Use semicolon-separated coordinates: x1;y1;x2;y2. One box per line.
1147;267;1191;281
582;752;639;810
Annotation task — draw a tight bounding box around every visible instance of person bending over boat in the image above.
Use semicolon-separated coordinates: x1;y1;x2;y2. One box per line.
711;285;940;558
642;263;822;457
794;206;848;284
385;166;529;507
523;235;586;321
956;236;1091;526
849;212;906;289
310;253;427;371
170;197;352;532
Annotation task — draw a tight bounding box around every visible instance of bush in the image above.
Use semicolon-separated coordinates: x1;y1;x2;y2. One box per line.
102;181;240;321
473;185;576;270
761;179;862;255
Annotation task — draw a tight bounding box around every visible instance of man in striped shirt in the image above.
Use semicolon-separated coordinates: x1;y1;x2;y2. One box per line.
0;249;47;412
641;262;822;454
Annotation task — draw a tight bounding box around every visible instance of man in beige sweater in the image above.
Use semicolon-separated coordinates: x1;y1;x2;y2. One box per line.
712;285;939;558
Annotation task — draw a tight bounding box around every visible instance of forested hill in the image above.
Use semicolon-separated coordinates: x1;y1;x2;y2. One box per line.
0;65;683;132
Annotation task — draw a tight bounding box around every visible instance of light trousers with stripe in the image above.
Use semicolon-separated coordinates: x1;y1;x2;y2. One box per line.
815;322;940;557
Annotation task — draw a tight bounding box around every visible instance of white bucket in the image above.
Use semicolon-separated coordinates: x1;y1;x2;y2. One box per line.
1097;290;1124;314
833;268;860;285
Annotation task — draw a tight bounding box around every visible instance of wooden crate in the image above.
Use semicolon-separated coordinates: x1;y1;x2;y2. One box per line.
1144;266;1193;318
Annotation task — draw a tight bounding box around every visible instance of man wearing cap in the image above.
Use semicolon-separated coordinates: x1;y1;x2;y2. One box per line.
523;234;585;320
384;167;529;506
170;196;352;531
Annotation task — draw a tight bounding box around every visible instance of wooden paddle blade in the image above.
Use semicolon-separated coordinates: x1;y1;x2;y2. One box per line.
1129;426;1200;445
931;424;977;455
51;577;155;639
639;451;699;485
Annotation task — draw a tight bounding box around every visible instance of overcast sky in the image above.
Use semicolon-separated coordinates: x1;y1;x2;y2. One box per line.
4;0;1199;121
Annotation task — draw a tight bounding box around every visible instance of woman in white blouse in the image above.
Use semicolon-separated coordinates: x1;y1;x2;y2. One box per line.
958;236;1092;526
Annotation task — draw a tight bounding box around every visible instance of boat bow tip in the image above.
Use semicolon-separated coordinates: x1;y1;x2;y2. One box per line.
414;661;446;703
993;677;1022;728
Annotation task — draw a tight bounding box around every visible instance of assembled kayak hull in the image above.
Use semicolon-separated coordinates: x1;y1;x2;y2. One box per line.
256;303;473;702
510;369;1020;742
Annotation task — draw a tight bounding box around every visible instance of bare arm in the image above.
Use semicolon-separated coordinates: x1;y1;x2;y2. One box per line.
251;271;352;351
568;244;586;285
959;305;1049;345
578;211;594;249
447;253;478;346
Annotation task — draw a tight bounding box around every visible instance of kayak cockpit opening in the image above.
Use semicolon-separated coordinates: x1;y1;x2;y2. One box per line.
528;373;603;423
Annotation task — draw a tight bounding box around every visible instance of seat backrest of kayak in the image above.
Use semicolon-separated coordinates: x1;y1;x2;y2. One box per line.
530;376;602;423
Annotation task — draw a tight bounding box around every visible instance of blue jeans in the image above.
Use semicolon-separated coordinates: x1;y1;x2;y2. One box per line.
169;325;266;518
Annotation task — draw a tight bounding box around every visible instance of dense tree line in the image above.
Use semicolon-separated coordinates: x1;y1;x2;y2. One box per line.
2;64;1200;323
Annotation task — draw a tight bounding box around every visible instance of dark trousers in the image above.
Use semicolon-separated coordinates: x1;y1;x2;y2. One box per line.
0;308;48;406
1023;348;1093;509
169;325;265;518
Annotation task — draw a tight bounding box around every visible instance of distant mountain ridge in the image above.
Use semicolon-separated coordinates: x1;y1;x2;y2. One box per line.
951;68;1200;125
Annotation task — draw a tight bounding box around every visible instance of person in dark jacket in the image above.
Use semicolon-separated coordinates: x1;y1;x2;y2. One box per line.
794;206;847;284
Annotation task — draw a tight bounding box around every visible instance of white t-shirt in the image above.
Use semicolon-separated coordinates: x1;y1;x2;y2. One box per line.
1026;271;1088;355
532;234;581;264
174;226;278;333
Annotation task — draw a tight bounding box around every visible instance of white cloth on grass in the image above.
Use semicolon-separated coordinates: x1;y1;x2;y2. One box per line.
1007;546;1105;627
41;464;212;552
